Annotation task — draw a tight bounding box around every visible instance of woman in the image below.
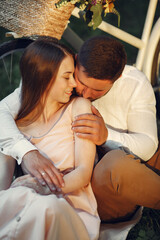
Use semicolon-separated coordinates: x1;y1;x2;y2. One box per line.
0;38;100;240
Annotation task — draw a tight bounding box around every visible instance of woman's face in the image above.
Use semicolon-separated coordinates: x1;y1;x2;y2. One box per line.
48;55;76;104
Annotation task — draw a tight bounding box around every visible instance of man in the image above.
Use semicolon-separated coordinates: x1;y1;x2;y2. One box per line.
0;36;160;224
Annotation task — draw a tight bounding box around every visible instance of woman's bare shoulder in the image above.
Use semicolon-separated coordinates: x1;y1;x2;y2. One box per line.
72;97;92;118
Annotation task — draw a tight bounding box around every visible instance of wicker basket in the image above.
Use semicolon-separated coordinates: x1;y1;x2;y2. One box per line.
0;0;75;39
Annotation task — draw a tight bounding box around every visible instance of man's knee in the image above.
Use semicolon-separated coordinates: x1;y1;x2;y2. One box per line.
91;149;138;193
91;150;140;221
92;149;129;179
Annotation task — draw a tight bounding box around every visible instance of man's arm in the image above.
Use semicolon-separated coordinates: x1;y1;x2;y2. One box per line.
0;88;37;163
0;153;15;190
72;80;158;160
106;79;158;160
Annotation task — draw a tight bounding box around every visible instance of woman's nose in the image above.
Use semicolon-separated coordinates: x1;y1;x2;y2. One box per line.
70;76;77;88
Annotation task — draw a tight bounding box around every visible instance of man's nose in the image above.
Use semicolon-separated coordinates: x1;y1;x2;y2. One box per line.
82;88;92;99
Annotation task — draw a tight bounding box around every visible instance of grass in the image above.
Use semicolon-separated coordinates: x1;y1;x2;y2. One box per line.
127;208;160;240
127;117;160;240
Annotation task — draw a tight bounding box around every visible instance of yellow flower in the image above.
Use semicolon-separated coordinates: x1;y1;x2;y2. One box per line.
104;0;115;14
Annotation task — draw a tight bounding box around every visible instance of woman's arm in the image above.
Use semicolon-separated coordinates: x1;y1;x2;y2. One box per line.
61;97;96;194
11;174;52;195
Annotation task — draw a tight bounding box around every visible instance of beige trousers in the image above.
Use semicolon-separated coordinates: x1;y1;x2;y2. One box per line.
91;148;160;223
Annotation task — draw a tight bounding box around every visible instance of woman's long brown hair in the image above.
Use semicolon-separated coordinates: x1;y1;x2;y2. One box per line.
16;37;74;126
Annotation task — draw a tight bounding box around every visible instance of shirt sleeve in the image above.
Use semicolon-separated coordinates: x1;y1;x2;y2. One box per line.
106;79;158;160
0;88;37;164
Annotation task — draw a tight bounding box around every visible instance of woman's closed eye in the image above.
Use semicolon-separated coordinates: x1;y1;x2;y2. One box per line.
63;74;70;80
64;74;74;81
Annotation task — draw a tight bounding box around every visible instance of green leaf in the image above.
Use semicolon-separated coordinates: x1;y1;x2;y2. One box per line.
138;230;146;237
147;230;155;237
90;4;103;17
90;4;103;29
92;15;102;30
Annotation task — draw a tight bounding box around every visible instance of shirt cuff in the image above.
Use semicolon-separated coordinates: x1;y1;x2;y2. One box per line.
107;127;121;142
3;139;37;164
100;128;123;149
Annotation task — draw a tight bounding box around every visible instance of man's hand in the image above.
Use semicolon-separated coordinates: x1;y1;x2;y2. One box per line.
72;105;108;145
21;150;64;191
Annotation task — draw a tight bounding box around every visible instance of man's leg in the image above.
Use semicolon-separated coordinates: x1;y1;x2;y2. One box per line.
91;149;160;223
146;143;160;170
0;152;15;190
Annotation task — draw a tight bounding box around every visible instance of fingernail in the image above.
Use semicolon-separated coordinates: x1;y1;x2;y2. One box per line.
61;183;65;187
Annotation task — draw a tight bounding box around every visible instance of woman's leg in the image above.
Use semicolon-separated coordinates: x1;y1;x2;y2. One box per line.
91;149;160;222
0;152;15;190
0;187;90;240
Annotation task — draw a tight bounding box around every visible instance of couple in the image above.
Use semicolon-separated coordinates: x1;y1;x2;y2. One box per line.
0;35;160;239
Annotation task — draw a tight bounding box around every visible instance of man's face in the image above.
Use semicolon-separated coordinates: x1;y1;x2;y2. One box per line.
74;64;113;101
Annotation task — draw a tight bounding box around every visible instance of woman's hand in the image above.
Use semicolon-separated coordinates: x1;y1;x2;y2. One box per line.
11;174;52;195
72;105;108;145
21;150;64;192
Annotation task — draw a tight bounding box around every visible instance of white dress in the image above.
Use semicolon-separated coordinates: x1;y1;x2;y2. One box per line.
0;99;100;240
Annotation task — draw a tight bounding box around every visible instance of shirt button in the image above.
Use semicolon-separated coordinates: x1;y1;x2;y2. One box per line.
16;216;21;222
1;148;3;151
16;156;19;160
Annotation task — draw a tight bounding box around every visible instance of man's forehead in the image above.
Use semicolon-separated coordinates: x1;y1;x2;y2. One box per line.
75;65;112;91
